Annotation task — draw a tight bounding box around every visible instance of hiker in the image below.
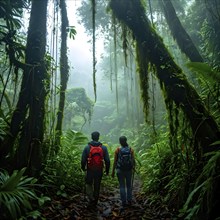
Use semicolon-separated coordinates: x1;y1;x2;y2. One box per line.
81;131;110;206
111;136;135;208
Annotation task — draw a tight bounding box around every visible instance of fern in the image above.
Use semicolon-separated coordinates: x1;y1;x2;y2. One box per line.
0;168;38;219
43;130;88;192
179;151;220;219
186;62;220;82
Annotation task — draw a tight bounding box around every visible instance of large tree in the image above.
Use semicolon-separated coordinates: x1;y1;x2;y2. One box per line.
0;0;48;176
109;0;220;154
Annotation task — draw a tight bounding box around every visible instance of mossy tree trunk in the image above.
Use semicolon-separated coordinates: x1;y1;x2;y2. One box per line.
54;0;69;153
17;0;48;176
0;0;48;176
109;0;220;154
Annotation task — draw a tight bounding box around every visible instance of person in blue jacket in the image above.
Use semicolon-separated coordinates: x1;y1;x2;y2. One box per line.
111;136;135;208
81;131;110;206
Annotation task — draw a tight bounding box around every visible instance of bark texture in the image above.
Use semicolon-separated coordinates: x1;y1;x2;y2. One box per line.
18;0;48;175
0;0;48;176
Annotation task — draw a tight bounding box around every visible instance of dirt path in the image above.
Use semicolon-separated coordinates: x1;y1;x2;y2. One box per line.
42;178;176;219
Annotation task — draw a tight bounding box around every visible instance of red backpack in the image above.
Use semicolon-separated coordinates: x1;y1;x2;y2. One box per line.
87;145;104;170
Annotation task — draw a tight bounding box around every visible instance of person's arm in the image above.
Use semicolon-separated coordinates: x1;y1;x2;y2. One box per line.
103;146;110;175
111;148;119;178
81;145;89;171
131;148;136;171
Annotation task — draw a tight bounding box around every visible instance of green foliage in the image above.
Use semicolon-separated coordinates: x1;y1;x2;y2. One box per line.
67;26;77;39
0;113;9;141
186;62;220;82
0;0;27;67
184;0;220;70
77;0;111;35
179;151;220;220
0;0;27;30
139;134;171;193
200;17;220;71
63;88;94;130
0;168;40;219
43;130;88;194
186;62;220;124
140;142;191;210
136;123;196;212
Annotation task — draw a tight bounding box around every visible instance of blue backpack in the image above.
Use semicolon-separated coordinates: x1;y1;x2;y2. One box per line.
117;147;133;170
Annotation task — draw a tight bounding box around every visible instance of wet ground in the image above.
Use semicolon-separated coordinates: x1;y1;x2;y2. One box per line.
42;178;176;219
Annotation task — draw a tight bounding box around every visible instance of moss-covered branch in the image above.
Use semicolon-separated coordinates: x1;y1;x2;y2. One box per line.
109;0;220;153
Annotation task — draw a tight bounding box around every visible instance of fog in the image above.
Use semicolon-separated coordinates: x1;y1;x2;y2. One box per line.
48;1;163;143
63;1;122;141
66;1;105;101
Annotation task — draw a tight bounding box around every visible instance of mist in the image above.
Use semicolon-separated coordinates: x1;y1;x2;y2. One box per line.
64;1;146;143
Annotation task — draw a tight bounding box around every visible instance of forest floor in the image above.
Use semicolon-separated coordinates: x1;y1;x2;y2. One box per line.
41;177;177;220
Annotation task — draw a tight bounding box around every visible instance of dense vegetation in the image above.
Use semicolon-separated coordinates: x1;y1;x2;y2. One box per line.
0;0;220;219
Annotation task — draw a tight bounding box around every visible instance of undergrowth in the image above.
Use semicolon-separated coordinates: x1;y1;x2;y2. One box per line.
136;124;220;220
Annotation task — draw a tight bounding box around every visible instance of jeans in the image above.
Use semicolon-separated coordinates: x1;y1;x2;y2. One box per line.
116;169;133;205
85;169;103;203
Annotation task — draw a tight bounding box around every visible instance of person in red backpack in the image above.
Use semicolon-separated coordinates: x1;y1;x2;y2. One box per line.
81;131;110;206
111;136;135;208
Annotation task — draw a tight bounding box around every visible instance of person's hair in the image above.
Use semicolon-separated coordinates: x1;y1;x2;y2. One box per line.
119;136;128;147
91;131;100;141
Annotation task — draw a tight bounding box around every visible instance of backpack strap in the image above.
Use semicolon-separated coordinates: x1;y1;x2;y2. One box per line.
116;146;120;156
116;147;120;153
89;144;102;149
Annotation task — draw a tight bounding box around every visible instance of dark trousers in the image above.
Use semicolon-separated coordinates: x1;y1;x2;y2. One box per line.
85;169;103;202
116;169;133;205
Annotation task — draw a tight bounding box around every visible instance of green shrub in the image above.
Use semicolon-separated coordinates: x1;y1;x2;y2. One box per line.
42;130;89;194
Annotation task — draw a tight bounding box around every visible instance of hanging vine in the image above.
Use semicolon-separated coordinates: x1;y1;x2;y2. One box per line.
109;40;113;91
121;23;131;118
112;15;119;112
136;41;150;122
91;0;97;101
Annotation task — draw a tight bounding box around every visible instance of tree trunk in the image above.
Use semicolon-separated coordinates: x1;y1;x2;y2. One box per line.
161;0;203;62
17;0;48;176
0;0;48;175
109;0;220;153
54;0;69;153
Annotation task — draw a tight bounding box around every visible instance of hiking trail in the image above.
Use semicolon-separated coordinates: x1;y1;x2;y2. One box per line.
42;177;176;220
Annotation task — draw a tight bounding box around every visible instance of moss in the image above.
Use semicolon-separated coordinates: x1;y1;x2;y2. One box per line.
136;41;150;121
